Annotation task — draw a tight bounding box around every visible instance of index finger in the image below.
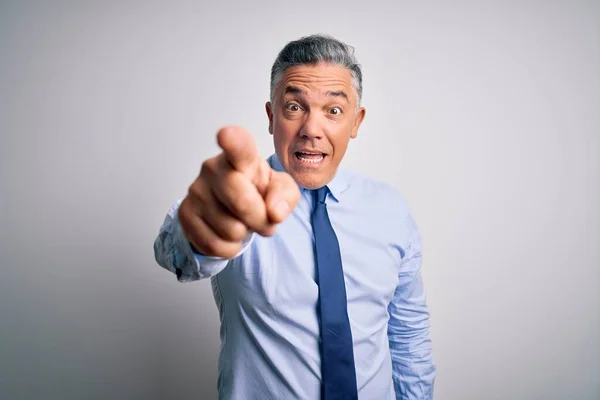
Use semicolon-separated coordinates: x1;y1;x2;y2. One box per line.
217;126;259;173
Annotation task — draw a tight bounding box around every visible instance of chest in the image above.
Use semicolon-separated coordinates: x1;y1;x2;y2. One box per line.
224;198;402;324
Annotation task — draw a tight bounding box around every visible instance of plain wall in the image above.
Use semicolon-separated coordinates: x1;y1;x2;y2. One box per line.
1;1;598;399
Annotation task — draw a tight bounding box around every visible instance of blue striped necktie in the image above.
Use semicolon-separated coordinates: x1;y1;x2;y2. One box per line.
311;186;358;400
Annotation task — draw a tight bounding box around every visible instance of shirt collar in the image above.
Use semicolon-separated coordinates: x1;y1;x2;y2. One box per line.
267;153;349;202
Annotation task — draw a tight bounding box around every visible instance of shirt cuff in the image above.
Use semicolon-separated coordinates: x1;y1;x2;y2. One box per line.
172;212;254;281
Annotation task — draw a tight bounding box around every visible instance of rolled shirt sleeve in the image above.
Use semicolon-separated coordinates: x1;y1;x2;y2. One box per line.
387;213;436;399
153;199;253;282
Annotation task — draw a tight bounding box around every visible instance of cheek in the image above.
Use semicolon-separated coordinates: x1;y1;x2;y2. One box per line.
330;125;353;152
332;139;349;159
273;120;297;145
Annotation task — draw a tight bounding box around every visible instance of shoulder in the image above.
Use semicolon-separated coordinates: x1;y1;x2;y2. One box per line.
339;168;420;255
341;168;411;219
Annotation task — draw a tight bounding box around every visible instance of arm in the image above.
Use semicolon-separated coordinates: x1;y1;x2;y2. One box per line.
153;199;253;282
388;213;436;399
153;128;299;282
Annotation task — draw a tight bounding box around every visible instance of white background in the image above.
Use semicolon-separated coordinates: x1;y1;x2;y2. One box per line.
1;1;598;399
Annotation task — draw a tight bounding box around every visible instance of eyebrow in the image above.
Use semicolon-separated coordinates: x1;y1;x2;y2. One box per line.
284;86;304;96
283;86;349;101
325;90;349;100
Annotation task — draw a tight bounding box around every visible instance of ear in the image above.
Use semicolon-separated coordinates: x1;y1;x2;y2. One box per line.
265;101;274;135
350;107;366;139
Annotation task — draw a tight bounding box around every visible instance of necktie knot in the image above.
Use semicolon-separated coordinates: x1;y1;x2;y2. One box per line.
315;186;329;205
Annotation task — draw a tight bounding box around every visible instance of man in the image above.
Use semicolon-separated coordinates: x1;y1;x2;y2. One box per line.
154;35;436;399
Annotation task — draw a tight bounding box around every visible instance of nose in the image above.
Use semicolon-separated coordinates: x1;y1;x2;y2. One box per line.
299;111;324;140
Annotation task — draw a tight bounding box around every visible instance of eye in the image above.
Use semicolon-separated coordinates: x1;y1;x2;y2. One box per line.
286;103;301;112
329;107;342;115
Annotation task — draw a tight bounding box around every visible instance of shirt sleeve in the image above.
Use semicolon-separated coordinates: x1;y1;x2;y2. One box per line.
153;199;254;282
387;212;436;399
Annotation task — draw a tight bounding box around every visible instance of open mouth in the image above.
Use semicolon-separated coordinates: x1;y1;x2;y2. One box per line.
294;151;326;164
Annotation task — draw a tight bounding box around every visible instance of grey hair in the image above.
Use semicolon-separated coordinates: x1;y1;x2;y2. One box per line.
269;34;363;105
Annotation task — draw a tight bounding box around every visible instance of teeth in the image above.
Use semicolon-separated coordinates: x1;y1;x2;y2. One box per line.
298;155;324;163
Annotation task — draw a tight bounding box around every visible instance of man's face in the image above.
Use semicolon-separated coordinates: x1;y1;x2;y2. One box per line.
266;63;366;189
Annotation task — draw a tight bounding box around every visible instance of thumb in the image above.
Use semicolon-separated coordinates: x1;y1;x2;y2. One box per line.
264;171;301;224
217;126;259;173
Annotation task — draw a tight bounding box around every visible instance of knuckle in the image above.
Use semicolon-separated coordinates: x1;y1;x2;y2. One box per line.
183;223;205;250
226;221;248;241
290;186;301;204
229;197;248;215
187;181;203;199
200;157;219;176
225;242;243;259
221;175;251;212
204;238;240;259
284;174;299;191
187;182;213;209
279;176;301;204
230;192;256;217
178;200;196;229
202;238;220;255
258;224;277;237
178;197;191;217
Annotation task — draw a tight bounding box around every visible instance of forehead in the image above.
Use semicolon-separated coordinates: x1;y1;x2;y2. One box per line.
276;63;355;99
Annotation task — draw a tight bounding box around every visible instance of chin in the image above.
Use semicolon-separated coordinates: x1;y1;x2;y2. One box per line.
290;171;331;190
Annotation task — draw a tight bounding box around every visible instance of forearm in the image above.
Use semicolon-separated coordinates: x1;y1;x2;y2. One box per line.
388;210;436;399
389;315;436;399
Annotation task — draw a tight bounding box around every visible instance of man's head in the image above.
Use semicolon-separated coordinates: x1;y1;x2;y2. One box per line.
266;35;366;190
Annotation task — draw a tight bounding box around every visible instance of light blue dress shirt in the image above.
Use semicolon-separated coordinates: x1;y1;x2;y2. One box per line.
154;154;436;399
